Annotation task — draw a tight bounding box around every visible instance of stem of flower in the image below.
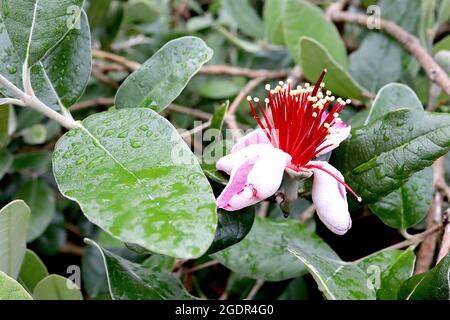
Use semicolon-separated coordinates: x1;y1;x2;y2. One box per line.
0;73;77;130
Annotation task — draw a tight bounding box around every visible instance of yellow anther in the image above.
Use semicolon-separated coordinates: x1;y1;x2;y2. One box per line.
253;97;260;103
346;99;352;104
265;84;271;91
246;96;252;101
265;98;270;104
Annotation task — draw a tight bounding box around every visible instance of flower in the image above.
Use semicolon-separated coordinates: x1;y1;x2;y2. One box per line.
216;69;361;235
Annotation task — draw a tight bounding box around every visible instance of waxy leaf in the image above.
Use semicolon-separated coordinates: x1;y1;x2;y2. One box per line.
1;0;84;66
263;0;286;45
335;109;450;204
299;37;367;101
221;0;264;39
0;200;30;279
15;178;55;242
213;217;339;281
206;207;255;255
53;108;217;259
33;274;82;300
0;16;23;95
0;270;32;300
0;148;12;180
18;249;49;292
210;100;229;131
115;36;213;113
283;0;347;67
289;245;376;300
87;239;194;300
398;253;450;300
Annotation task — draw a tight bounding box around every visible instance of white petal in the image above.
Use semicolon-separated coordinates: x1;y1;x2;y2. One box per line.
309;161;352;235
316;125;351;157
217;146;291;211
217;143;273;175
231;128;271;153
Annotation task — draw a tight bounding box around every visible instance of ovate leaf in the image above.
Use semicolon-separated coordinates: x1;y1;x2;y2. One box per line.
33;275;82;300
1;0;84;65
213;217;339;281
263;0;286;45
0;270;32;300
221;0;264;39
115;36;213;112
18;249;49;292
86;239;194;300
289;245;375;300
0;200;30;279
335;109;450;204
283;0;347;67
398;253;450;300
210;100;229;131
299;37;367;101
0;148;12;180
53;108;217;259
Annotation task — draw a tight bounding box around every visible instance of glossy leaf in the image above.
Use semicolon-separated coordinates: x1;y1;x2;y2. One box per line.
0;106;10;147
213;217;339;281
52;108;217;259
283;0;347;67
206;207;255;255
0;148;12;180
369;168;433;229
288;245;376;300
86;239;194;300
210;100;229;131
18;249;49;292
33;275;82;300
221;0;264;39
0;200;30;279
398;253;450;300
334;109;450;204
15;178;55;242
263;0;286;45
11;151;51;172
299;37;367;101
115;36;213;112
20;124;46;145
1;0;84;66
0;270;32;300
0;16;23;95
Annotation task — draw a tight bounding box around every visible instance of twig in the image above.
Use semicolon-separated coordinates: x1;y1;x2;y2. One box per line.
437;210;450;263
286;65;302;87
92;49;141;71
184;260;220;273
383;223;444;251
91;67;120;89
180;120;211;138
246;279;264;300
325;0;349;19
167;103;212;121
329;11;450;96
60;243;85;256
258;201;270;217
70;97;115;111
299;204;316;223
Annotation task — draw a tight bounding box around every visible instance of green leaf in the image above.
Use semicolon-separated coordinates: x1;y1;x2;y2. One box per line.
18;249;49;292
213;217;339;281
0;105;10;147
210;100;229;131
0;270;32;300
11;151;51;172
263;0;286;45
288;245;376;300
358;250;405;273
197;79;241;99
221;0;264;39
0;200;30;279
349;34;402;93
15;178;56;242
206;207;255;255
398;253;450;300
115;36;213;113
1;0;84;66
0;16;23;95
32;10;91;110
299;37;367;101
52;108;217;259
369;167;433;229
33;275;82;300
364;83;423;125
0;148;12;180
201;163;229;185
282;0;347;67
334;109;450;204
86;239;194;300
432;35;450;55
20;124;46;145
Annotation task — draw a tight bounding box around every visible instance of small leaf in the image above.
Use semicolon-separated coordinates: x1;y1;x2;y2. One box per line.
20;124;46;145
1;0;84;66
33;275;82;300
53;109;217;259
0;107;10;147
115;36;213;113
334;109;450;204
0;200;30;279
299;37;367;101
283;0;347;67
213;217;339;281
86;239;194;300
0;270;32;300
263;0;286;45
0;148;12;180
15;178;56;242
210;100;229;131
289;245;376;300
398;253;450;300
18;249;49;292
11;151;51;172
206;207;255;255
221;0;264;39
0;16;23;95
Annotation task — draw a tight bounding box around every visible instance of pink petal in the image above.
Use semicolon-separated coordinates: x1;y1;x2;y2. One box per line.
217;143;272;175
217;145;291;211
309;161;352;235
231;128;271;153
315;124;351;157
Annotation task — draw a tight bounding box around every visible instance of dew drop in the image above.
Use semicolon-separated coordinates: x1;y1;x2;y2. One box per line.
130;140;142;149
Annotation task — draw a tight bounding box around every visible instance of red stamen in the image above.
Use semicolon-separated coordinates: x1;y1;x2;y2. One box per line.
305;164;362;202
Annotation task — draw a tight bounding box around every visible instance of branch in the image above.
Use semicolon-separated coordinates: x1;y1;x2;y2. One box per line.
329;11;450;96
437;210;450;263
